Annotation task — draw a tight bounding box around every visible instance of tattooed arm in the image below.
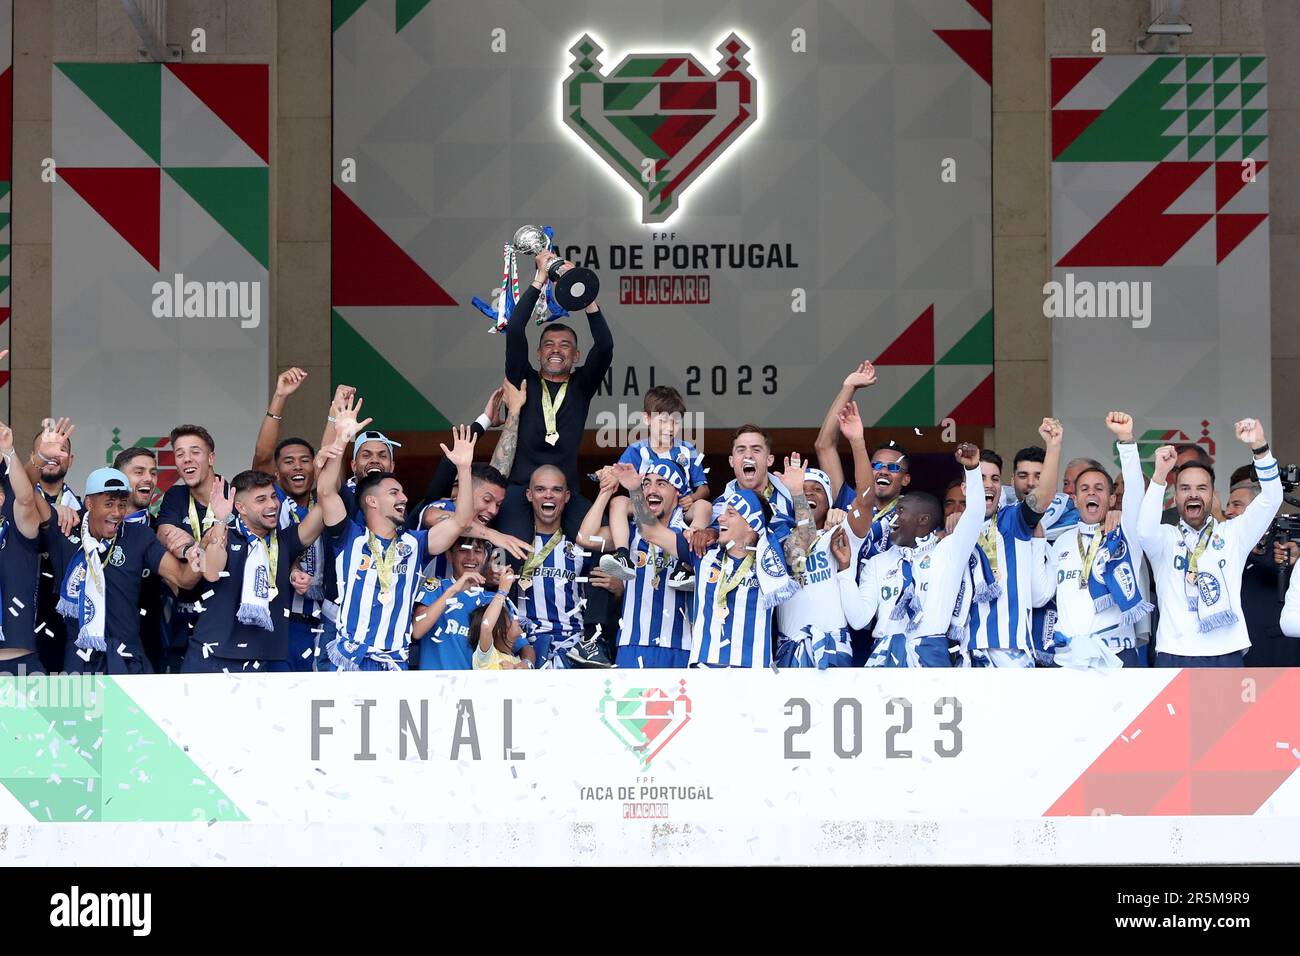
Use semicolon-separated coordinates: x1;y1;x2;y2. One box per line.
489;379;526;477
612;463;679;552
777;455;815;565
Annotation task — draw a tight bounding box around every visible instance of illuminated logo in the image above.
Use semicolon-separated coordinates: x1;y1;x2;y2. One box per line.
599;679;692;769
562;33;757;223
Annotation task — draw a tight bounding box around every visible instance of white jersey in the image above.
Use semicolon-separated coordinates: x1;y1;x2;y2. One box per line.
777;529;846;640
1048;442;1149;650
839;466;985;640
1136;453;1281;657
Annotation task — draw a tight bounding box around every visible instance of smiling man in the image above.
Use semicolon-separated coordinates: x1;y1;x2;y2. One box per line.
1137;418;1281;666
495;248;614;547
49;468;200;674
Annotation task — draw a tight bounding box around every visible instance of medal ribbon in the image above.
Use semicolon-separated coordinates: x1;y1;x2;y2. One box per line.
540;380;567;441
366;531;401;598
1185;519;1216;580
287;494;316;523
715;552;754;608
521;529;564;580
241;519;280;593
874;497;899;524
978;522;1002;580
1077;527;1105;590
187;493;216;543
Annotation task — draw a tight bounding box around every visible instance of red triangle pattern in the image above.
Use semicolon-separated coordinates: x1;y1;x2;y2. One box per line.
874;305;934;366
933;29;992;86
1046;670;1300;817
61;167;162;269
167;64;269;163
332;186;457;307
965;0;992;23
1215;159;1267;211
944;371;994;423
1051;57;1102;107
1215;213;1267;264
1052;109;1103;159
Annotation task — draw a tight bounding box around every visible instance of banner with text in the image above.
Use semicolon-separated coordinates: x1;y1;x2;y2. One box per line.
331;0;994;432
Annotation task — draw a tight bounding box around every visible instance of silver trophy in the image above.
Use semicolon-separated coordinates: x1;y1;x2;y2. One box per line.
513;224;600;311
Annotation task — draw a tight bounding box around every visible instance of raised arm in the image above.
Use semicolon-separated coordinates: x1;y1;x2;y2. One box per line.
840;400;878;538
319;394;372;527
815;362;874;498
426;425;479;556
200;480;235;583
1027;418;1063;515
1107;411;1145;543
0;421;40;539
832;526;879;630
1224;418;1283;547
577;467;618;551
613;462;679;553
573;299;614;393
778;453;816;566
489;378;527;477
1138;444;1177;560
253;368;307;471
939;444;987;562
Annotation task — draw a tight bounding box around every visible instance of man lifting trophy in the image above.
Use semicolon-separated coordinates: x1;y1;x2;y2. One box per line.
512;224;601;312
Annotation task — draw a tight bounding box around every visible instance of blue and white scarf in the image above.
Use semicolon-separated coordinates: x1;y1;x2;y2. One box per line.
56;515;112;653
1083;527;1153;625
888;533;939;634
1181;520;1238;632
279;494;324;600
235;518;276;631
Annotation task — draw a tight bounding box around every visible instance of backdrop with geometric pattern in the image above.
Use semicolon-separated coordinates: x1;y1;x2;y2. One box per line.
332;0;994;431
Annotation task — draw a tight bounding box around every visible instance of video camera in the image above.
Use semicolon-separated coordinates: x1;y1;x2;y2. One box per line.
1264;464;1300;600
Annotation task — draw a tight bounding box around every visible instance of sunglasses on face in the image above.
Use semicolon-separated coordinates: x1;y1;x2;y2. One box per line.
871;461;904;473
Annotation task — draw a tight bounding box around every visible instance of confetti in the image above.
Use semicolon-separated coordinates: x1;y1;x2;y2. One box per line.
1276;742;1291;750
1131;728;1142;739
201;590;216;601
1167;703;1176;716
913;428;923;436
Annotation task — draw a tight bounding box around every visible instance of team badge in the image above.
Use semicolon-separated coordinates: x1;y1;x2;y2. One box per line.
562;33;757;224
108;546;125;567
398;543;413;558
254;565;270;598
920;556;932;569
1211;535;1226;551
760;540;786;579
599;679;692;769
1196;572;1221;606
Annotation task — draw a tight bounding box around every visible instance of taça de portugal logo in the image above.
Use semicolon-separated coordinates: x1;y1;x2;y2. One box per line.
599;679;692;768
563;33;757;224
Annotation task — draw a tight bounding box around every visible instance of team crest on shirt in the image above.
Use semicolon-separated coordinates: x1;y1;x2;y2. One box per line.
760;540;786;578
919;555;932;569
1196;572;1221;605
398;542;413;558
598;679;692;769
1211;535;1226;551
108;546;125;567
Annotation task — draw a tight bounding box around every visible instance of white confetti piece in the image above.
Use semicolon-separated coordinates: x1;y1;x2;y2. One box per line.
1167;703;1176;716
1276;742;1290;750
201;590;216;600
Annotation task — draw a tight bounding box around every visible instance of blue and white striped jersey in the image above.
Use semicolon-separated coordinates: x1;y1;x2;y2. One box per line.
619;510;693;652
965;503;1043;651
619;440;708;490
689;546;772;668
331;520;428;661
518;532;592;638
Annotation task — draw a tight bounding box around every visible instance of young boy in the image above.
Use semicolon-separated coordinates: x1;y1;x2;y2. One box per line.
601;386;712;581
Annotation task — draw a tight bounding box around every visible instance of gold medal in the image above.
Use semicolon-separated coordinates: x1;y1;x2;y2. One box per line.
718;606;729;621
268;586;279;603
1186;571;1198;586
378;588;394;606
519;577;533;591
545;432;560;446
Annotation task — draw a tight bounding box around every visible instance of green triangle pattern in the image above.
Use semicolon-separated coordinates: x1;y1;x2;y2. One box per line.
1213;56;1236;80
1241;109;1266;133
332;311;451;429
1186;108;1212;133
0;213;10;232
1214;108;1238;132
1241;82;1265;106
1056;58;1183;162
165;167;269;268
1242;134;1267;158
333;0;367;31
0;183;9;202
1215;134;1239;158
1187;134;1212;157
0;677;245;822
57;63;161;164
874;368;935;427
1185;56;1210;79
396;0;433;32
1241;56;1264;80
0;277;9;297
937;310;993;365
1185;82;1211;107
